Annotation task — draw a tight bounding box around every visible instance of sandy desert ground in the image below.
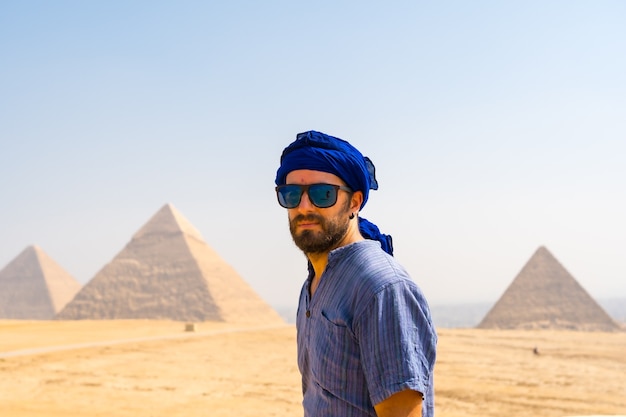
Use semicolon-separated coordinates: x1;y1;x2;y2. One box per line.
0;320;624;417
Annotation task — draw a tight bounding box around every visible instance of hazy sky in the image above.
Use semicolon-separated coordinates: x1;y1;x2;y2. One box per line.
1;1;625;309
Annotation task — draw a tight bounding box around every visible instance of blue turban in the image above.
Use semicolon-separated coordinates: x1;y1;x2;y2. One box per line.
275;130;394;256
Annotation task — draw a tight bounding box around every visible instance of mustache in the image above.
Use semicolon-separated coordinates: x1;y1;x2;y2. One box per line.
291;213;324;224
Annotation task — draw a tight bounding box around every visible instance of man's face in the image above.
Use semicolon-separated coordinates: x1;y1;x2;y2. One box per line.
285;170;353;255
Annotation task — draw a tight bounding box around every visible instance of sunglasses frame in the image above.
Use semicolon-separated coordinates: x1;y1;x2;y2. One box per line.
275;183;353;209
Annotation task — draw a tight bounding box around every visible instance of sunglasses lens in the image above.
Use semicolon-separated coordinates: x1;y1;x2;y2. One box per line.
277;185;303;208
276;184;345;208
308;184;338;208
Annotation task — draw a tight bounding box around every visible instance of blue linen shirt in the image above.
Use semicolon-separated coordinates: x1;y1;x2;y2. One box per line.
297;240;437;417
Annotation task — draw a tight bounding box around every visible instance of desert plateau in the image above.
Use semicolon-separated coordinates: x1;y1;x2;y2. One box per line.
0;320;624;417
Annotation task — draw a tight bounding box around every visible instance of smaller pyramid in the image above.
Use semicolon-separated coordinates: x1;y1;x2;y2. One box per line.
478;246;620;331
57;204;283;323
0;245;82;319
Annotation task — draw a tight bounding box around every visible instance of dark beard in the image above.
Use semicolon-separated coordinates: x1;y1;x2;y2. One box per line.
289;207;350;255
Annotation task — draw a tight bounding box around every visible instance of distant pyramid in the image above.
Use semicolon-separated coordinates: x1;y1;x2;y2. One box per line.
0;245;81;319
57;204;283;323
477;246;620;331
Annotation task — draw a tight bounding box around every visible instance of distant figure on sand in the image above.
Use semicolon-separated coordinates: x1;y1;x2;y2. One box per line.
275;130;437;417
533;346;540;355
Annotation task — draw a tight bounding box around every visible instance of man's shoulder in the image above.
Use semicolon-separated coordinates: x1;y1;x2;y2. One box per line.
334;240;397;267
332;242;414;295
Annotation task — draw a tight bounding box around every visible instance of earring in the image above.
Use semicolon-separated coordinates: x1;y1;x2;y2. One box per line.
349;213;355;219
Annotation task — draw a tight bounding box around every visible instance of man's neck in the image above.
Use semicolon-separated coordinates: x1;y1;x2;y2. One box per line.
306;229;364;297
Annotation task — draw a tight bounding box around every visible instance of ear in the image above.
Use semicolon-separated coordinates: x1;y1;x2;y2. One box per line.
351;191;364;213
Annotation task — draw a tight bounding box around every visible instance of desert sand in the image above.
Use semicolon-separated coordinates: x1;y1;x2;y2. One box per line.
1;320;624;417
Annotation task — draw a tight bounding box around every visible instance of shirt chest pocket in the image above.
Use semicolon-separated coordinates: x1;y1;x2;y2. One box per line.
309;311;364;392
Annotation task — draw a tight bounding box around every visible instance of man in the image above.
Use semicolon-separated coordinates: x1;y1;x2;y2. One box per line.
275;130;437;417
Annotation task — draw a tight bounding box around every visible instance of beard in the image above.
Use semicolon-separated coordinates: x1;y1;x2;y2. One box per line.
289;202;351;255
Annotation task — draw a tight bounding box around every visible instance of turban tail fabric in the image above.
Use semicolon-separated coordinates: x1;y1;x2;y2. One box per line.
275;130;394;256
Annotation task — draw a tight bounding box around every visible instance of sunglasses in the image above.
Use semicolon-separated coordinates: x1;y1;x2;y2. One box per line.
275;183;352;209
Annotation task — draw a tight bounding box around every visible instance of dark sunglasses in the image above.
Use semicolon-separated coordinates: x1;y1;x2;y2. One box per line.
275;183;352;209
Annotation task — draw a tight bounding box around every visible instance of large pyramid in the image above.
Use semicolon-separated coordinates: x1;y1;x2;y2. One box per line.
477;246;620;331
57;204;283;324
0;245;81;319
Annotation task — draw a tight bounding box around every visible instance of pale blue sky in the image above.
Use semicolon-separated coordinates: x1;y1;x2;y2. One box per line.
1;1;625;308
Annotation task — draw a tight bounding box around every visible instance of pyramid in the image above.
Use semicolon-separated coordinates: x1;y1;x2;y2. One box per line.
57;204;283;324
0;245;81;319
477;246;620;331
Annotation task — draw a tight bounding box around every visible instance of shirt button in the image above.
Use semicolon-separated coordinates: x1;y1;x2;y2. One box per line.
306;310;311;318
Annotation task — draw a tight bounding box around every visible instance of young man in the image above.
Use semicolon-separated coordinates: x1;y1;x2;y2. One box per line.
275;130;437;417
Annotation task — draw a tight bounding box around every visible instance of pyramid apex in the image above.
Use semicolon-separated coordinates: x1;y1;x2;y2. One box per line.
132;204;204;242
153;203;178;217
24;245;58;261
15;245;42;261
532;246;561;264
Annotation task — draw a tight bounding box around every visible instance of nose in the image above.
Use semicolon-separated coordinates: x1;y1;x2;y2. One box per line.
296;189;315;211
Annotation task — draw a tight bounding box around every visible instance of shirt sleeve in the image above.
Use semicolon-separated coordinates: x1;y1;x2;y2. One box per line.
355;280;437;406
